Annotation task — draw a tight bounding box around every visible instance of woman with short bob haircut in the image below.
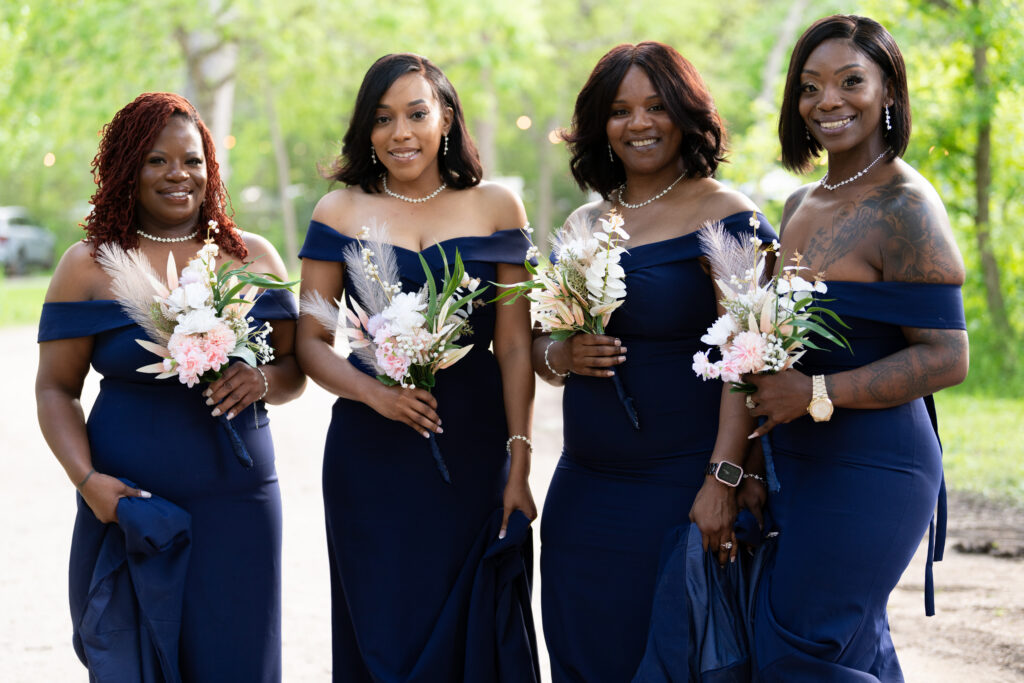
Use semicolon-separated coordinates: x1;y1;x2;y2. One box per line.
297;53;539;680
743;15;968;680
536;41;774;682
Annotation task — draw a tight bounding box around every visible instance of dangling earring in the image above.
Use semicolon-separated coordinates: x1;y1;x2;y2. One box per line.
885;105;892;132
608;143;615;163
805;127;811;141
370;146;377;164
443;134;449;157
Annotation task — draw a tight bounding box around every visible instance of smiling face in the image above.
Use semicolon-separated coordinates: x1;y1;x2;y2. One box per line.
136;115;207;235
799;38;892;156
606;65;683;180
371;73;453;185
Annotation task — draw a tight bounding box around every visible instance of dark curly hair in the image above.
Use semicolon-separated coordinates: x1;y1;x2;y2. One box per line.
564;42;726;200
326;53;482;192
779;15;910;173
83;92;246;259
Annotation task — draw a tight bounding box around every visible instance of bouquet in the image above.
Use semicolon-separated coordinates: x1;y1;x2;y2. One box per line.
691;213;849;392
301;226;487;482
495;209;638;429
97;221;298;467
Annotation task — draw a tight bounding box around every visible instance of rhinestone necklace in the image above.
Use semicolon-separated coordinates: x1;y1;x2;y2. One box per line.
382;175;447;203
136;228;199;243
820;148;890;191
615;172;687;209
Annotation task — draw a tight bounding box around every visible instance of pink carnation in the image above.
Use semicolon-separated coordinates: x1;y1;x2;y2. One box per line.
692;351;720;381
168;333;208;387
203;322;236;370
375;343;411;383
726;331;767;374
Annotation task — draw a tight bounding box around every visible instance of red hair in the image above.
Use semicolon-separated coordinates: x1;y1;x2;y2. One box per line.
83;92;247;259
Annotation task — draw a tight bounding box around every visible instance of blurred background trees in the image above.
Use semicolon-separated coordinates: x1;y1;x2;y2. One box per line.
2;0;1021;393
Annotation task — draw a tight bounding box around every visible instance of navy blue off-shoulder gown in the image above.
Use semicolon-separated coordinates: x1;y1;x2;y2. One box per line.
38;288;297;682
540;212;776;683
299;220;540;682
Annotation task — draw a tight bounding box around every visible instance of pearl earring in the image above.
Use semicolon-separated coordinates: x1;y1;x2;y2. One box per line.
885;105;892;132
608;143;615;163
370;146;377;164
443;134;449;157
806;127;811;141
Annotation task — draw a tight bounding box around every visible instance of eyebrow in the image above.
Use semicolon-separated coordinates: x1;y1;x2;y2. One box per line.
611;94;661;104
148;149;202;156
802;63;863;76
376;99;429;109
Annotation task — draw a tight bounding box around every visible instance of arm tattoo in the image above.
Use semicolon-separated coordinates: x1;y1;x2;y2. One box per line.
857;328;968;405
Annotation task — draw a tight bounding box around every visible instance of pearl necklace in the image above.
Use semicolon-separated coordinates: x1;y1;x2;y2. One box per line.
820;148;890;191
136;228;199;243
382;175;447;203
615;172;686;209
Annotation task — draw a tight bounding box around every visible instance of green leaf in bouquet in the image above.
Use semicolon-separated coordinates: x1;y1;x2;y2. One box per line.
789;317;850;349
229;346;258;367
376;374;399;387
550;329;574;341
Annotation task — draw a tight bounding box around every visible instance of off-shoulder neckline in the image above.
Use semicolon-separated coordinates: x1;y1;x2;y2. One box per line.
307;219;527;255
623;211;768;251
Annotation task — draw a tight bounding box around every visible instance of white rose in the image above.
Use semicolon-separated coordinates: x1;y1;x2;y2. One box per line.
383;291;427;337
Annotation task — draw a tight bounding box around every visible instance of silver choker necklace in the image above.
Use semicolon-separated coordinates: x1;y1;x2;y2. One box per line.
382;175;447;203
615;172;686;209
820;148;891;191
136;228;199;243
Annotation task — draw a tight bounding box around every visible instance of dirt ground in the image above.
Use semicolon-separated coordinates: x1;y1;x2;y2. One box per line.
2;323;1021;681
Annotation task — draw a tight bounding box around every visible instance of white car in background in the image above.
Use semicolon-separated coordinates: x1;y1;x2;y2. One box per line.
0;206;56;275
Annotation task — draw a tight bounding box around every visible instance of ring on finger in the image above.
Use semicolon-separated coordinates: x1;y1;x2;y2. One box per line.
720;541;733;550
745;395;756;409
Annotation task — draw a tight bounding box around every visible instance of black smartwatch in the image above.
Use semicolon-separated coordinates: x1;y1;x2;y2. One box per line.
705;461;744;487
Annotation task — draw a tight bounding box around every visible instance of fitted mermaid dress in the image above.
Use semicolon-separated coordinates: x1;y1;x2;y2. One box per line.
299;220;540;682
38;288;297;682
540;212;776;682
751;281;965;681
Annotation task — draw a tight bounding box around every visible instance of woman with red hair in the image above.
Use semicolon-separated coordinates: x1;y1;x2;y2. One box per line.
36;92;304;681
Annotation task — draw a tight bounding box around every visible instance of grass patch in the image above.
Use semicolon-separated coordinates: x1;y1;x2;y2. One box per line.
0;275;49;328
937;390;1024;505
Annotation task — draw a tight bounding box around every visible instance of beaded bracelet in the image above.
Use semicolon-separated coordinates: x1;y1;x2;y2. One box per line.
256;366;269;401
506;434;533;455
743;473;767;485
544;339;570;378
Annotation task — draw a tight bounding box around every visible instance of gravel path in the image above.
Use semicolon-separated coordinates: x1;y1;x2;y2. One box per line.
3;323;1021;681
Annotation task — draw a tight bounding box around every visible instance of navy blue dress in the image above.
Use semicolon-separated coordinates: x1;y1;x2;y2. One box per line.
540;212;776;683
38;288;297;682
299;220;540;682
752;281;965;681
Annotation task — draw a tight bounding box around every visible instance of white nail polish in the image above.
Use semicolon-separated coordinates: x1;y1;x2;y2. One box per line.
205;398;214;406
212;408;221;417
140;491;152;499
226;412;234;420
498;529;507;539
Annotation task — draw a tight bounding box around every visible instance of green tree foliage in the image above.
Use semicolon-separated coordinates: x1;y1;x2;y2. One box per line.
2;0;1021;392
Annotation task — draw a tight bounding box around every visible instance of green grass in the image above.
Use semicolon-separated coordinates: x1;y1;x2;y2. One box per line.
937;390;1024;505
0;274;50;327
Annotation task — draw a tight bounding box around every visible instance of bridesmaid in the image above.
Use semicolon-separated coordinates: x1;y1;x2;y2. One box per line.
295;54;540;681
35;93;304;680
536;42;775;682
744;15;969;679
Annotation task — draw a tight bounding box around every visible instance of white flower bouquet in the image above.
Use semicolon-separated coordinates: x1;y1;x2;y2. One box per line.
496;208;638;428
97;221;298;467
302;226;487;482
692;213;849;392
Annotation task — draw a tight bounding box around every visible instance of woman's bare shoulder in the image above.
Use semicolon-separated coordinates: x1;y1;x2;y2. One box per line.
45;240;106;302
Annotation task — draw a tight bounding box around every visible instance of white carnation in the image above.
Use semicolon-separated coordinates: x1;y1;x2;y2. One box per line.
383;291;427;337
175;307;220;335
701;314;739;347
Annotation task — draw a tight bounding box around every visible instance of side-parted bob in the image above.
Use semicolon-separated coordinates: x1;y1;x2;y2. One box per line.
780;15;910;173
564;42;726;200
328;53;482;192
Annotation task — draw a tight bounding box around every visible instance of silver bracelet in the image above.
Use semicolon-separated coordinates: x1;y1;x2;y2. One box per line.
506;434;533;455
544;339;569;378
743;473;767;485
256;366;269;401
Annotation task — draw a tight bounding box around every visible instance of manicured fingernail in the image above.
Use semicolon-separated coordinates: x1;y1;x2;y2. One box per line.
423;431;430;438
226;412;235;420
607;370;615;376
618;355;626;362
140;490;152;499
747;432;758;440
436;427;444;434
205;398;215;406
203;389;211;397
498;529;507;539
619;347;627;353
211;408;221;417
731;555;736;564
614;339;621;346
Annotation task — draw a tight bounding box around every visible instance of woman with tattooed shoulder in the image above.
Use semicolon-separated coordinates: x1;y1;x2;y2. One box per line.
741;15;968;680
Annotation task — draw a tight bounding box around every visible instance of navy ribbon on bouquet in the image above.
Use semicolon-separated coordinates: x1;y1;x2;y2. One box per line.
217;414;253;469
427;433;452;483
611;372;640;430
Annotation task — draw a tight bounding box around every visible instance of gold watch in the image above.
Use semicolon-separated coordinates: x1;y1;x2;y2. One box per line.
807;374;833;422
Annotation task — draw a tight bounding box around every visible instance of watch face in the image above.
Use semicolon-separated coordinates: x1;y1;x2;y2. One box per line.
809;399;833;421
716;461;743;486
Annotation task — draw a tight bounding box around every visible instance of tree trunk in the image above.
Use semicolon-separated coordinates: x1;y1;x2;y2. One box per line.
971;5;1013;336
263;76;299;272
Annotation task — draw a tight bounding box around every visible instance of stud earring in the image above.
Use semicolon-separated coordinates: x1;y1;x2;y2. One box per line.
443;134;449;157
608;143;615;163
370;146;377;164
885;105;892;132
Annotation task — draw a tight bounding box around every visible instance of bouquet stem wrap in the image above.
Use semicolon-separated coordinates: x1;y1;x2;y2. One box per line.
427;433;451;483
218;414;254;469
610;372;639;430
